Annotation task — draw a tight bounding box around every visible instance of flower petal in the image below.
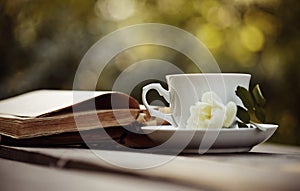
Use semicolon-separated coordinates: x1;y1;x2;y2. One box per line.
187;102;210;128
187;91;235;129
223;101;237;127
208;107;225;128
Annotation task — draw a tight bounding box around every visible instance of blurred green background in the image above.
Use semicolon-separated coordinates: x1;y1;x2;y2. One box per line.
0;0;299;145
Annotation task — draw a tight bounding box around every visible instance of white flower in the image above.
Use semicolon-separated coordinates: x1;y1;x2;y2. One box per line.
187;92;237;128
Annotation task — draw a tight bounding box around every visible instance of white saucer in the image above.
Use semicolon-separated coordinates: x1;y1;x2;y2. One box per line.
141;124;278;153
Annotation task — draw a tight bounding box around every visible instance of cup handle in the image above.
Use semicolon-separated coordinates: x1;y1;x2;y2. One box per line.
142;83;176;126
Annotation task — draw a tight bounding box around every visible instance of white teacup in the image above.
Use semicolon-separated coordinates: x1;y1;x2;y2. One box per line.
142;73;251;128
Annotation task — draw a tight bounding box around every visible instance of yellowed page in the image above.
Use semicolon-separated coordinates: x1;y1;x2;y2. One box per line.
0;90;125;118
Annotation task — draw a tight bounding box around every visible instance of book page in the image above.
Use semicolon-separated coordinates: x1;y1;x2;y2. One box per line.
0;90;139;118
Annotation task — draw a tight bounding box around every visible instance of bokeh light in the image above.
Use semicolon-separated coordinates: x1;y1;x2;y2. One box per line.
96;0;136;21
240;25;265;52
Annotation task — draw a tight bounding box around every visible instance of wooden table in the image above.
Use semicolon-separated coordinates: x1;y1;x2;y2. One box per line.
1;143;300;191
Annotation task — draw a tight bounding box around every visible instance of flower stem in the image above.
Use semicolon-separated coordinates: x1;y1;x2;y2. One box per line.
250;121;267;131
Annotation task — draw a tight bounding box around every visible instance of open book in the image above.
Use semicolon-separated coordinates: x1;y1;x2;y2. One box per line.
0;90;158;147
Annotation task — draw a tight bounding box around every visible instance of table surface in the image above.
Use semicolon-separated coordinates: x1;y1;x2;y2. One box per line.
1;143;300;191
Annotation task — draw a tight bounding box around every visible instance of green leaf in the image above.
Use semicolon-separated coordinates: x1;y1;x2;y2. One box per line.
237;106;250;123
252;84;266;107
254;106;266;122
236;86;255;111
